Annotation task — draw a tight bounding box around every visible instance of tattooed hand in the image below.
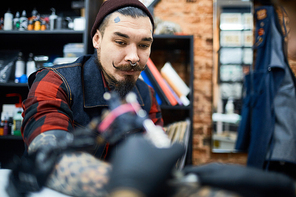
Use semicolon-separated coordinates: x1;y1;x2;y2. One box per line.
46;151;111;197
28;130;112;197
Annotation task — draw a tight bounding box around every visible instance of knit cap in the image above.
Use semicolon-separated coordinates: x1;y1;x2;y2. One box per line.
90;0;154;37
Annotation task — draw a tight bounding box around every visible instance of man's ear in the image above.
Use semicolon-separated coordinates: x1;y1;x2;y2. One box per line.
92;30;102;49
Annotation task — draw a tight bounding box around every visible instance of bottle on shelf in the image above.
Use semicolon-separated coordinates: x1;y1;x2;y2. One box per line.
26;53;36;77
13;11;20;30
31;8;38;19
41;20;47;31
225;97;234;114
30;8;38;30
0;115;4;136
66;17;74;30
3;9;13;30
0;17;3;30
34;15;41;31
6;93;23;136
13;108;22;136
27;19;34;31
19;10;28;31
8;117;13;135
15;52;25;83
49;8;57;30
3;113;9;136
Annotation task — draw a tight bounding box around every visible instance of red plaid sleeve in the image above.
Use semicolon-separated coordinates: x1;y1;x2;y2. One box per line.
147;86;163;127
21;69;74;146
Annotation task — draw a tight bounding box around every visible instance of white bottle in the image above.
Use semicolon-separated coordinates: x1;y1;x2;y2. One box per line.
19;10;28;31
26;53;36;77
3;9;13;30
13;11;20;30
225;97;234;114
49;8;57;30
15;52;25;83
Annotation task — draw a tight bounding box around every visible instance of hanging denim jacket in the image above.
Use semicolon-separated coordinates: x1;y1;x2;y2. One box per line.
236;6;296;168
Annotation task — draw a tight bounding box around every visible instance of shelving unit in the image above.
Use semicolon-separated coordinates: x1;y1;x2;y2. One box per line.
212;0;253;152
0;1;194;167
217;6;253;114
0;0;102;168
151;35;194;164
1;0;102;57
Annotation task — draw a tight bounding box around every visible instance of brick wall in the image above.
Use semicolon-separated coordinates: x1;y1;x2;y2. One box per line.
154;0;248;165
154;0;296;166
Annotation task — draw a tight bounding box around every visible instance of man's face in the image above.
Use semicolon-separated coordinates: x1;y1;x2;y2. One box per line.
93;13;153;97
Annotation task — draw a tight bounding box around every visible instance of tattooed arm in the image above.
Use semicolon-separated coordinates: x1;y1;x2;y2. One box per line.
28;130;112;197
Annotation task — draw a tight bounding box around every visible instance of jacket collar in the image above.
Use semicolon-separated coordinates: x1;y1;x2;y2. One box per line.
82;54;145;108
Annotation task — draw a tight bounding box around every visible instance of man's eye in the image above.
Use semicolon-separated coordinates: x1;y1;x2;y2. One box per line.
115;41;125;45
139;44;149;48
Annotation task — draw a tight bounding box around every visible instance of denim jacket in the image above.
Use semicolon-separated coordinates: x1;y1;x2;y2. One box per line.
28;54;155;158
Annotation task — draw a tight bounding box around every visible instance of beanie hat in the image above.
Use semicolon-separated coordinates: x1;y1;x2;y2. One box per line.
91;0;154;38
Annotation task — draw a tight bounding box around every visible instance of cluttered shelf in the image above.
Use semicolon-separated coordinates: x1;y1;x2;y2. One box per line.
0;30;84;34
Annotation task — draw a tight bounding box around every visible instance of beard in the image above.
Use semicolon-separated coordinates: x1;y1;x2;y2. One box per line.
106;73;135;99
94;52;144;99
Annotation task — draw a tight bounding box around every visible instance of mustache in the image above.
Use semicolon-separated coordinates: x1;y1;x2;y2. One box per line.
112;62;147;72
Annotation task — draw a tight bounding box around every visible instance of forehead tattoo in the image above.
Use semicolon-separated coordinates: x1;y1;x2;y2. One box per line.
114;16;120;23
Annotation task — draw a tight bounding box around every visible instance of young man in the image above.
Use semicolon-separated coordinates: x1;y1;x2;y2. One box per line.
20;0;164;196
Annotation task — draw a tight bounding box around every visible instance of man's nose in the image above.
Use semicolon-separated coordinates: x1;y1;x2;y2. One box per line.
125;44;139;63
